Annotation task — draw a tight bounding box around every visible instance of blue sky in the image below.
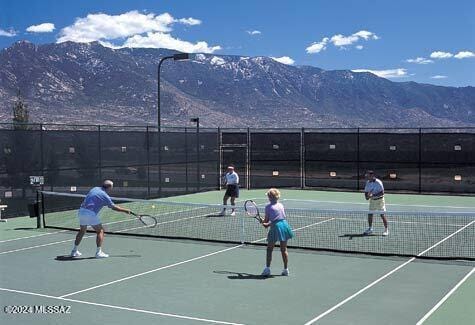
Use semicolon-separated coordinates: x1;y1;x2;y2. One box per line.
1;0;474;86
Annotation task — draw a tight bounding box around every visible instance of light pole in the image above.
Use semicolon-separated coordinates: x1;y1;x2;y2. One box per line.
157;53;190;196
157;53;190;131
190;118;200;192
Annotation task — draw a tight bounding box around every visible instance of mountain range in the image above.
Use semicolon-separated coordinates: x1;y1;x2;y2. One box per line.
1;41;474;128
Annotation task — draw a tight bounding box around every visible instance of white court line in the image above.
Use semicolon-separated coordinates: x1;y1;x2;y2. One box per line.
0;237;90;256
416;267;475;325
2;198;253;244
289;214;465;228
303;219;475;325
0;210;236;256
59;218;334;298
0;229;69;243
282;198;475;210
0;287;245;325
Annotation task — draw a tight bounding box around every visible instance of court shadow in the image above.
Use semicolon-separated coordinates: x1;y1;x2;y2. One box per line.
213;270;279;280
339;233;381;239
204;213;227;218
55;254;141;261
14;227;40;230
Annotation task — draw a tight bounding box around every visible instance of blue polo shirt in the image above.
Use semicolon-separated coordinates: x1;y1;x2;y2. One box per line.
80;187;115;214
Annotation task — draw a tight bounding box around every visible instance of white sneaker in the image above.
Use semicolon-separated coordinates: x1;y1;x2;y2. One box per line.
281;268;289;276
70;250;82;258
95;251;109;258
364;228;373;235
230;211;236;216
261;267;271;277
382;229;389;236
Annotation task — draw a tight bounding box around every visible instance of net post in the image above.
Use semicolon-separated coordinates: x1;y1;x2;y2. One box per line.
240;209;245;244
36;190;41;228
40;191;45;228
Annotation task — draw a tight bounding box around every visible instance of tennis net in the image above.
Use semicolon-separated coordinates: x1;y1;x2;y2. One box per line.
39;191;475;260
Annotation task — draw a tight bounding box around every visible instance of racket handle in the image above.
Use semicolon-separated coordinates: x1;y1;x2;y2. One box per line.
130;211;137;216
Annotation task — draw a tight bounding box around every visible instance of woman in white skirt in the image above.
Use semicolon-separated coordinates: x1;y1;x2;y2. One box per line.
261;188;294;277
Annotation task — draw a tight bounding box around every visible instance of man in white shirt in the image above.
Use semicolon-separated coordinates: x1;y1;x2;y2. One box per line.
363;171;389;236
220;166;239;216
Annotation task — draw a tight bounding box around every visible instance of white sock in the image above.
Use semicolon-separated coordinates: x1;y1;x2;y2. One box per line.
73;245;78;251
96;247;102;254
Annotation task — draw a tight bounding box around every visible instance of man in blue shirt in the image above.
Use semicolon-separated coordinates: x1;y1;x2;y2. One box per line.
71;180;132;258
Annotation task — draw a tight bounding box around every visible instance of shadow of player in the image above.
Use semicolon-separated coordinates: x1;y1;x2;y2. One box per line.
213;270;282;280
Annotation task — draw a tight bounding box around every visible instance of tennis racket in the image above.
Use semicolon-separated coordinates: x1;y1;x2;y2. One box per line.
244;200;263;223
130;212;158;227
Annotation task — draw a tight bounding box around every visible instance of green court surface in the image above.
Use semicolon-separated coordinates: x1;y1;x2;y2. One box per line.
1;189;474;325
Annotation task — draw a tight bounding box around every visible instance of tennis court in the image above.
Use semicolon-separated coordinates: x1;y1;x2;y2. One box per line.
1;189;474;325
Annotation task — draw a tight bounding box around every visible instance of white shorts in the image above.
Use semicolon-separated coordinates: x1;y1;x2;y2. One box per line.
369;197;386;213
78;208;101;226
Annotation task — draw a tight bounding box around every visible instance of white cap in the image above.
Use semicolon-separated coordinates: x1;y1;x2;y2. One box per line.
103;180;114;188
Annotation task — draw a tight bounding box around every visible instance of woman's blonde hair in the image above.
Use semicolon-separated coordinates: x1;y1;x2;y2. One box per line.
266;188;281;201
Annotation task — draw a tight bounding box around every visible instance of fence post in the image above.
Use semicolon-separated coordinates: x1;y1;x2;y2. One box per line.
185;127;189;193
301;127;305;189
98;125;102;183
146;126;150;198
356;128;360;191
217;127;221;190
247;127;251;190
418;128;422;193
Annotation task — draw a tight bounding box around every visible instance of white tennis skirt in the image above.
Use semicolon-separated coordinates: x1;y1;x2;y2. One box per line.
78;208;101;226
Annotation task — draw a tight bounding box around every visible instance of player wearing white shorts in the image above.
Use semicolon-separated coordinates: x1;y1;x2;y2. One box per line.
363;171;389;236
70;180;132;258
220;166;240;216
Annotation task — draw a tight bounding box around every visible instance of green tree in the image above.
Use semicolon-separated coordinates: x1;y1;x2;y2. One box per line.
12;90;29;130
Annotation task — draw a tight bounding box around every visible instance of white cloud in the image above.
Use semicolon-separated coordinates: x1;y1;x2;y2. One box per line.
406;57;434;64
270;56;295;65
431;75;448;79
246;30;261;35
353;30;379;40
26;23;55;33
430;51;454;59
306;37;329;53
352;68;408;79
0;28;17;37
307;30;378;54
177;17;201;26
123;32;221;53
454;51;475;59
57;10;219;53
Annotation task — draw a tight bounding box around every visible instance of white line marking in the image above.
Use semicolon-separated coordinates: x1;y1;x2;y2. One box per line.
0;287;245;325
303;220;475;325
282;198;475;210
0;211;229;255
0;230;69;243
0;237;87;255
59;245;243;298
416;267;475;325
59;218;333;298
